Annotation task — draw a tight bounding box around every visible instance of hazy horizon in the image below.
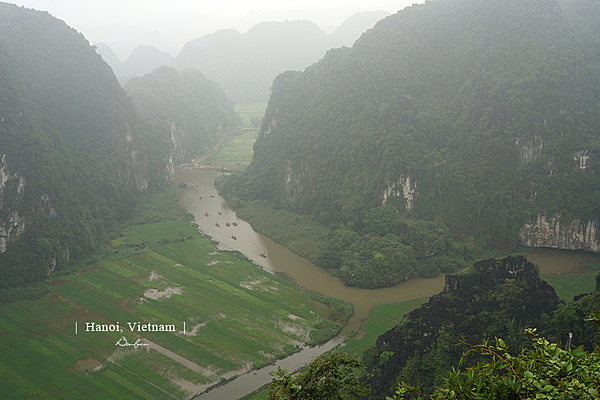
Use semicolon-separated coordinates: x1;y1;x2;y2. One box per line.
11;0;421;60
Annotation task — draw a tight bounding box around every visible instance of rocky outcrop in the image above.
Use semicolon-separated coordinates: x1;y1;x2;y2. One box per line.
573;150;595;172
519;214;600;252
283;158;314;202
0;154;28;253
367;256;563;399
382;174;418;211
517;135;544;165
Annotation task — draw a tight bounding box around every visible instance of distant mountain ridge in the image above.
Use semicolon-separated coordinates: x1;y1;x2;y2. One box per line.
122;45;175;82
97;11;390;102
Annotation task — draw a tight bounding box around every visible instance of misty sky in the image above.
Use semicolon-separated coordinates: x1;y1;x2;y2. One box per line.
12;1;421;59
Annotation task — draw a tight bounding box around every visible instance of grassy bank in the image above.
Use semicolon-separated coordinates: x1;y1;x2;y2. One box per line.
0;188;349;399
203;130;257;170
541;271;599;302
233;202;331;266
343;299;428;358
234;103;267;129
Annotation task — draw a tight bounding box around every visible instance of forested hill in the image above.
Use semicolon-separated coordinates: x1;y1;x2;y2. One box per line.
0;3;173;289
124;66;237;163
220;0;600;253
173;20;327;104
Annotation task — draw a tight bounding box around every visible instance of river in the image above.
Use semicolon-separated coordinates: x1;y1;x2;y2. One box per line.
176;168;600;399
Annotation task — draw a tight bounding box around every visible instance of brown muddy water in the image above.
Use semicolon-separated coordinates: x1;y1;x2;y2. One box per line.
175;169;447;336
525;248;600;274
176;168;599;399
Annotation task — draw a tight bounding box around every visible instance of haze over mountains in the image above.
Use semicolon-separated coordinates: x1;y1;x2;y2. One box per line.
0;2;234;288
96;11;390;103
2;0;600;398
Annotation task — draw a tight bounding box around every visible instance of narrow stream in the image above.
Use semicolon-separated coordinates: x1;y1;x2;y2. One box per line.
176;168;600;399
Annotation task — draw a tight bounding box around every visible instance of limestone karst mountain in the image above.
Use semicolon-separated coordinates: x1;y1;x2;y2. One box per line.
0;3;232;289
219;0;600;257
124;66;236;163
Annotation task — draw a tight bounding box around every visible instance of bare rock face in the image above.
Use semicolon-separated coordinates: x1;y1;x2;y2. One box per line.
0;154;28;253
519;214;600;252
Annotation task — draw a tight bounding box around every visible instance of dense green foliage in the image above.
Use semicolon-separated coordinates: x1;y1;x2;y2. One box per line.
314;207;477;286
218;0;600;277
268;352;369;400
392;328;600;400
364;256;565;398
338;235;415;289
124;66;237;162
0;3;173;289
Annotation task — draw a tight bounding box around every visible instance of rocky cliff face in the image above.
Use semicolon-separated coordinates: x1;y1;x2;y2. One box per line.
366;256;563;398
0;155;27;253
382;174;418;211
519;214;600;252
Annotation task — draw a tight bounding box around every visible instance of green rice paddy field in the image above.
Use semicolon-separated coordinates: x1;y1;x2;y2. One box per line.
0;221;339;399
203;103;266;170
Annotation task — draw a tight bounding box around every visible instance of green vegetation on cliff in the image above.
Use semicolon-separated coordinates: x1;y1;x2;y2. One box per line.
0;3;172;289
218;0;600;288
0;4;239;290
364;256;565;398
124;66;237;163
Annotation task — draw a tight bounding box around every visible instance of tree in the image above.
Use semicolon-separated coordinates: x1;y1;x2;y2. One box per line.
340;235;415;288
268;352;369;400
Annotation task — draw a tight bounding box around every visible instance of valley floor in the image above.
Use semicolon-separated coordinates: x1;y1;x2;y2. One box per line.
0;191;346;400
